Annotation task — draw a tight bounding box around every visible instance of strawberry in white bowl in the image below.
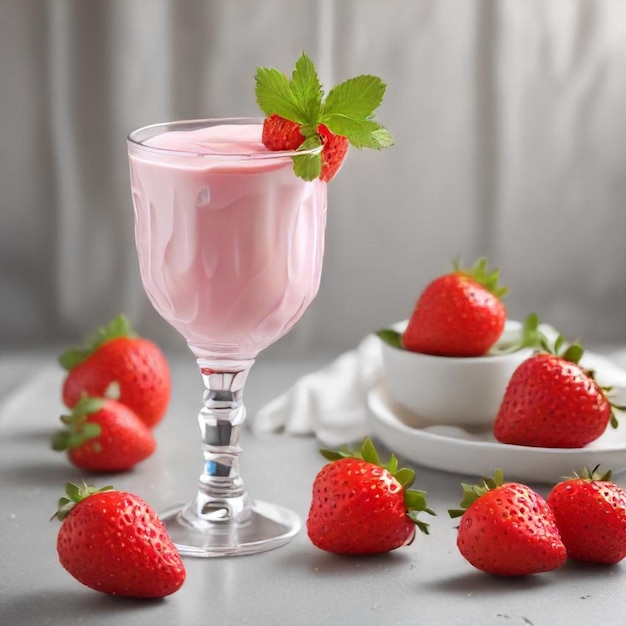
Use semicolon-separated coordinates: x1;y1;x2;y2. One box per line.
376;259;541;427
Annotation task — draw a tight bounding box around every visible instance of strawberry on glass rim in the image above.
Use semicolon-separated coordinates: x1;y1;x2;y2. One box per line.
255;52;394;182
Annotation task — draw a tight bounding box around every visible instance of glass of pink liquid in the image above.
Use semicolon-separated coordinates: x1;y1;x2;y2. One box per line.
127;118;327;556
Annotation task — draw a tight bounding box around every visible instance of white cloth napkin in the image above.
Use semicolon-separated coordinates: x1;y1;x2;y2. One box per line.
251;335;383;446
250;334;626;447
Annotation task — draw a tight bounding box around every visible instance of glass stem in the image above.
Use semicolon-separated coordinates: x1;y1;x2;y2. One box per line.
183;358;255;527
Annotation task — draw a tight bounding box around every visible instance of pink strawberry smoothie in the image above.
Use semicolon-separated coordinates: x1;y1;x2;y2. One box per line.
128;121;327;361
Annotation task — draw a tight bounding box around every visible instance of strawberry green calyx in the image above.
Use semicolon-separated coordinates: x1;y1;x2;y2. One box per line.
51;481;113;521
538;332;585;365
448;468;506;519
565;465;613;483
51;395;105;453
255;52;394;181
455;257;508;300
59;314;135;371
320;437;435;534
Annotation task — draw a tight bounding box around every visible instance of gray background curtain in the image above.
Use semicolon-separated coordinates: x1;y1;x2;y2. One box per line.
2;0;625;357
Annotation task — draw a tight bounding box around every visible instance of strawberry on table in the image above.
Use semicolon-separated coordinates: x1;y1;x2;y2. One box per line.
306;437;434;555
547;466;626;564
255;52;394;182
493;335;625;448
402;258;508;357
53;483;185;598
52;393;156;472
60;314;171;429
449;469;567;576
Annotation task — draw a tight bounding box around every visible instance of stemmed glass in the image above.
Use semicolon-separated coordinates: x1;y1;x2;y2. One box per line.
127;118;327;557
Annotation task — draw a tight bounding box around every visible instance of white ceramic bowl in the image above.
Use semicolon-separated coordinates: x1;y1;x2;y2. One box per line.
380;320;532;428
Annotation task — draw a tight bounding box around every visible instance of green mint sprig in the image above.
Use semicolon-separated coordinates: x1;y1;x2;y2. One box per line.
255;52;394;180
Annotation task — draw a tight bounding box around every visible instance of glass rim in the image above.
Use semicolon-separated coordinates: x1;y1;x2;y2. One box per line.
127;116;322;159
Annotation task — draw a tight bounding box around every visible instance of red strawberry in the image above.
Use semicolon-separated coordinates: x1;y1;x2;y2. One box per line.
261;113;305;151
255;52;393;182
52;394;156;472
261;115;350;183
547;466;626;564
402;258;508;357
53;483;185;598
306;437;434;555
318;123;350;182
60;314;171;429
493;336;624;448
449;469;567;576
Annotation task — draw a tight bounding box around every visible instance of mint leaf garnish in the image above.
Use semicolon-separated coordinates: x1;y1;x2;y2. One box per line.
292;136;323;181
290;53;323;122
323;75;387;120
255;68;305;123
255;52;394;181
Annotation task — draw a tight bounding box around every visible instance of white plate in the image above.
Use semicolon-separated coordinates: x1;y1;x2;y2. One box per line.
367;380;626;484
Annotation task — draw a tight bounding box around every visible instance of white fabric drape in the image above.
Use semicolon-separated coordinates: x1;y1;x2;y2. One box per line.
2;0;625;353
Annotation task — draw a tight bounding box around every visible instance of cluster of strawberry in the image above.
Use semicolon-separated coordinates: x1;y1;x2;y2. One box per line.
382;257;625;449
51;315;186;598
306;258;626;570
306;440;626;575
54;314;171;471
450;467;626;575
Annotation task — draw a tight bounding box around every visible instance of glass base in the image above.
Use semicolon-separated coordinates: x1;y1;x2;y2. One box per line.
160;500;302;557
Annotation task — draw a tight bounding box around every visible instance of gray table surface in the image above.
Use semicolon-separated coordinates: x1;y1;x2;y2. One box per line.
2;348;626;626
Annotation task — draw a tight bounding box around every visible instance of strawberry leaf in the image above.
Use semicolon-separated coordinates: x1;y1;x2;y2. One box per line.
449;469;506;518
387;453;399;475
395;467;416;489
361;437;380;465
456;257;508;300
489;312;547;356
562;343;584;364
52;395;103;452
51;482;114;521
405;489;428;511
376;328;403;349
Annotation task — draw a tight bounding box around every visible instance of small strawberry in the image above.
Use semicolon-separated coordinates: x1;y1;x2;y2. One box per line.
60;314;171;429
53;483;185;598
494;335;625;448
547;466;626;564
402;258;508;357
306;437;434;555
52;393;156;472
449;469;567;576
255;52;394;182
